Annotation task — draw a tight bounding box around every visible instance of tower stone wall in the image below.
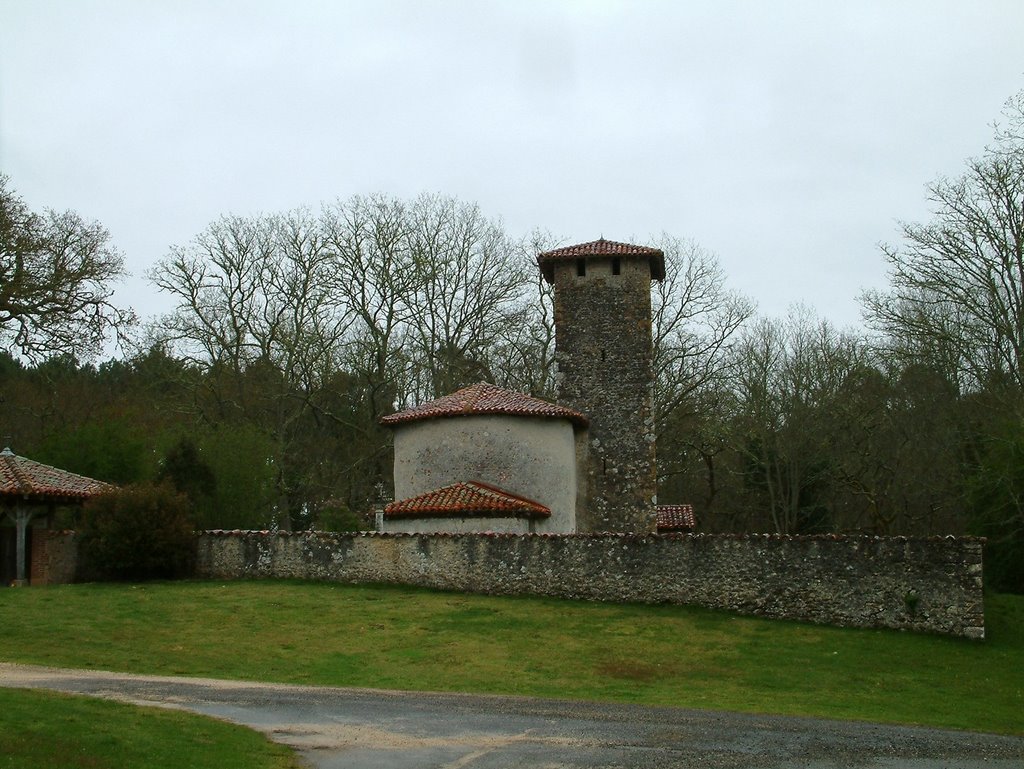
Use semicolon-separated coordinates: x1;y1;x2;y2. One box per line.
541;242;661;533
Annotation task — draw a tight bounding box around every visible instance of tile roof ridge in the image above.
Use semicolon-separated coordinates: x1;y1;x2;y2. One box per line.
463;480;548;509
463;381;498;406
1;450;34;495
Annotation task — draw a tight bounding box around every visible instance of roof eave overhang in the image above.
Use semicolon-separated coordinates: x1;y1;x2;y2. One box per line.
0;489;107;506
382;409;589;431
384;508;551;521
536;252;665;284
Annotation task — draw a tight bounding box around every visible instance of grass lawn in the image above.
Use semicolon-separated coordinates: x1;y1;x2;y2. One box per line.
1;580;1021;735
0;688;303;769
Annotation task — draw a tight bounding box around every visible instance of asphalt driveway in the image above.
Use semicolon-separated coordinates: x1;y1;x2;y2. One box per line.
1;664;1021;768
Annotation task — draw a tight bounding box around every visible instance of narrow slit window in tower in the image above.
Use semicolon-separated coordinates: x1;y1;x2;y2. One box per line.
612;257;621;275
577;258;586;277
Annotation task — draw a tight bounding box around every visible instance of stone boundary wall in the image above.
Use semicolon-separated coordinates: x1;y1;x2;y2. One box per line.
195;531;986;639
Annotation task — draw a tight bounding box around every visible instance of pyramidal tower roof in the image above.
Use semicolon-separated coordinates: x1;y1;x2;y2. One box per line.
380;382;589;428
537;238;665;283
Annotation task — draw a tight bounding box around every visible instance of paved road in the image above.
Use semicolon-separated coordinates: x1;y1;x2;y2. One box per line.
2;664;1022;768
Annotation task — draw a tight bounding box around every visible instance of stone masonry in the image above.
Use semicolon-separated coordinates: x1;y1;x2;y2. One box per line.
195;531;987;639
538;239;664;533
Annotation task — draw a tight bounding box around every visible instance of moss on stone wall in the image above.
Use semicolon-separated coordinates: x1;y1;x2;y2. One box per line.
195;530;986;639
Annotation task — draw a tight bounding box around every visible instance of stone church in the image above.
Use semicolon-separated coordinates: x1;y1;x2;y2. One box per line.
378;238;693;534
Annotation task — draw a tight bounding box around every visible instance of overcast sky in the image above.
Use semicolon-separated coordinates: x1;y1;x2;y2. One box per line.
2;0;1022;339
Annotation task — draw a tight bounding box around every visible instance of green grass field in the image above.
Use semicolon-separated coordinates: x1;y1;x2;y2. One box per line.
2;581;1022;735
0;688;303;769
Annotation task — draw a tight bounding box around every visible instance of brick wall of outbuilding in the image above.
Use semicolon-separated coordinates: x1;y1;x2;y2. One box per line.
29;531;78;586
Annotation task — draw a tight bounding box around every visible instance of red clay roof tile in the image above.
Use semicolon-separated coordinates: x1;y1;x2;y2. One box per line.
656;504;696;531
380;382;588;428
537;238;666;282
384;481;551;520
0;448;111;502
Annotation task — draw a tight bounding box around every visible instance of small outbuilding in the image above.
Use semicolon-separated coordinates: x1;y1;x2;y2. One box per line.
656;504;696;533
0;447;109;585
379;383;588;534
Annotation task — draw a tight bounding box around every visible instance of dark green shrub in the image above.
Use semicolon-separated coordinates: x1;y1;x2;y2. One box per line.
316;501;364;532
157;437;217;518
965;420;1024;594
195;424;278;530
78;482;196;581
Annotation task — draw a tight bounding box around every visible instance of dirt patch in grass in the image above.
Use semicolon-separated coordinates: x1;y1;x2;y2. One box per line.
596;661;666;682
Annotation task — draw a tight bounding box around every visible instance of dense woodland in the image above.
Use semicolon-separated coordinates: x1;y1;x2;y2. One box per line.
2;95;1024;592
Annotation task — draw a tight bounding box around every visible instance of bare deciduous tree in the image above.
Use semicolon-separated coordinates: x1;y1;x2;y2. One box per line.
485;229;559;399
863;93;1024;397
652;235;754;426
404;195;526;400
0;176;133;359
321;194;420;417
149;210;352;527
650;236;754;514
729;308;866;534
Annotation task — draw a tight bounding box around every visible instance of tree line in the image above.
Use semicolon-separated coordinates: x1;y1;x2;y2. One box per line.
2;94;1023;591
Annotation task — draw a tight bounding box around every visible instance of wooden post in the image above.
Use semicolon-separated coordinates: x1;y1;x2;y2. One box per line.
13;505;35;586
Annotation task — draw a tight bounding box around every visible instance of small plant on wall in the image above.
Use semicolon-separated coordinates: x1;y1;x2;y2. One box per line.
904;590;921;615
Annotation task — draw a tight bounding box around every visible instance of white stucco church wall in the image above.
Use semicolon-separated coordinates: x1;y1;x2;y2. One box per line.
383;513;534;535
390;414;579;534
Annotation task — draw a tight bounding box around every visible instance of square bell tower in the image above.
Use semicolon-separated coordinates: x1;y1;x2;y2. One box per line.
537;238;664;533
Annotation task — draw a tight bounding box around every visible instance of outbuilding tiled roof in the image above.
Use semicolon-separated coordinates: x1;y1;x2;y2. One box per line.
380;382;589;429
537;238;666;282
656;504;696;531
384;481;551;519
0;447;111;503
